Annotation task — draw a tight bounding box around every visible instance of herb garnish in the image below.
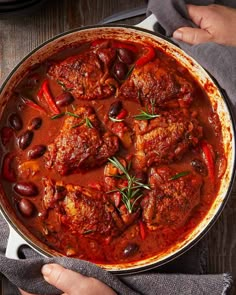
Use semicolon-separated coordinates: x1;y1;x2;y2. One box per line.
107;157;150;213
134;98;160;121
169;171;190;180
57;80;74;92
65;111;81;118
51;113;65;120
85;117;94;129
134;110;160;121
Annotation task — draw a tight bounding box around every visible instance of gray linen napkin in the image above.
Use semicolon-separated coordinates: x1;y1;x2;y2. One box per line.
1;0;236;294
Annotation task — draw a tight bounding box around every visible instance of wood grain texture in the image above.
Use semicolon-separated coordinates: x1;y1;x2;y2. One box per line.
0;1;236;294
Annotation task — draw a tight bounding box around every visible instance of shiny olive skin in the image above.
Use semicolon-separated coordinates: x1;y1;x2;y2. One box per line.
55;92;74;107
123;243;139;258
113;61;128;80
8;113;23;131
117;48;134;65
28;145;46;159
14;182;38;196
18;198;35;217
28;117;42;130
108;101;123;118
191;158;208;176
18;130;34;150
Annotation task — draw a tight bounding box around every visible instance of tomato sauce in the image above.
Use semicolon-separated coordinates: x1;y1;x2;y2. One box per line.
0;39;226;265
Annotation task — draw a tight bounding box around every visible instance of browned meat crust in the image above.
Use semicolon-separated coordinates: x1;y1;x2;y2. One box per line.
43;178;124;239
45;106;119;175
133;109;203;169
142;166;202;230
118;59;194;108
48;48;117;100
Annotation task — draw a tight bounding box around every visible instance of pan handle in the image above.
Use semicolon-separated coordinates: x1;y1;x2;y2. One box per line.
5;225;29;259
135;14;159;32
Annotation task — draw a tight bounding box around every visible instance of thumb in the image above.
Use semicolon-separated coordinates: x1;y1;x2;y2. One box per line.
173;27;212;45
42;263;88;294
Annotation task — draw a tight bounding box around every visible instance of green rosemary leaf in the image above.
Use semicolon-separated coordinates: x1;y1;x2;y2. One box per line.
85;117;94;128
107;157;149;214
169;171;190;180
83;229;95;235
65;111;81;118
134;110;160;121
51;113;65;120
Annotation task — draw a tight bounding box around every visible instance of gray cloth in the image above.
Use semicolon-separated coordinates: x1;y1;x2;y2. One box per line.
1;0;236;294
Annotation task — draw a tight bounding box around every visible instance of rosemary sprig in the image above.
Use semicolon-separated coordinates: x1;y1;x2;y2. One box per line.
134;98;160;121
134;110;160;121
51;113;65;120
65;111;81;118
108;157;150;213
85;117;94;128
57;80;74;92
169;171;190;180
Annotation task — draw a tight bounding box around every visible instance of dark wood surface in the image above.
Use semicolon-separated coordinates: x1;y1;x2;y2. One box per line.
0;1;236;294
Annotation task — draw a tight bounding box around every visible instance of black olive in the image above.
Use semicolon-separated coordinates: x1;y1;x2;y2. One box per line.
28;145;47;159
191;159;208;176
55;92;74;107
9;113;23;131
108;101;123;118
117;48;134;65
14;182;38;196
18;130;34;150
123;243;139;258
28;117;42;130
113;61;128;80
18;198;35;217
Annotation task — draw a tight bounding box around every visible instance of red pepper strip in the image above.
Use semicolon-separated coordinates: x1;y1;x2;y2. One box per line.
21;96;46;114
40;80;60;114
135;46;155;67
112;41;138;53
200;140;215;184
1;127;14;146
139;220;146;240
2;152;16;182
91;39;107;47
116;109;128;120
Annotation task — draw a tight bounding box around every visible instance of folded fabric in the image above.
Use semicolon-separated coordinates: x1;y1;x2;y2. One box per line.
1;0;236;294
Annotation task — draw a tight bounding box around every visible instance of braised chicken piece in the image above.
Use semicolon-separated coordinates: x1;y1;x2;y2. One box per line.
119;59;194;108
142;166;202;230
48;48;117;100
45;106;119;175
42;178;125;239
133;109;203;169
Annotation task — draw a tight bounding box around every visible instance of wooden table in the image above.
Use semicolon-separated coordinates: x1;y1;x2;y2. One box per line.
0;0;236;294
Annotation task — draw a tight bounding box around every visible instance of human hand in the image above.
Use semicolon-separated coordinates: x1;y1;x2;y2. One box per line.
173;4;236;46
19;263;117;295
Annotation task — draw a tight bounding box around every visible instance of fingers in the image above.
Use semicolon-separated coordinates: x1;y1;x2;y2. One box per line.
186;4;207;27
42;263;86;294
42;263;117;295
173;27;212;45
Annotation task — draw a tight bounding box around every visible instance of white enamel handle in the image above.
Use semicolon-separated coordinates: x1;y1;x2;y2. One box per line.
5;224;29;259
135;14;159;32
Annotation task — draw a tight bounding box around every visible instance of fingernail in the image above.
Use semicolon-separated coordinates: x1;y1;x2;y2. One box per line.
41;264;53;278
173;30;183;40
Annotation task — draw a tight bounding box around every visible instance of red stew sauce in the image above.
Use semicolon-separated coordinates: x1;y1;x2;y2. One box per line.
0;39;226;265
